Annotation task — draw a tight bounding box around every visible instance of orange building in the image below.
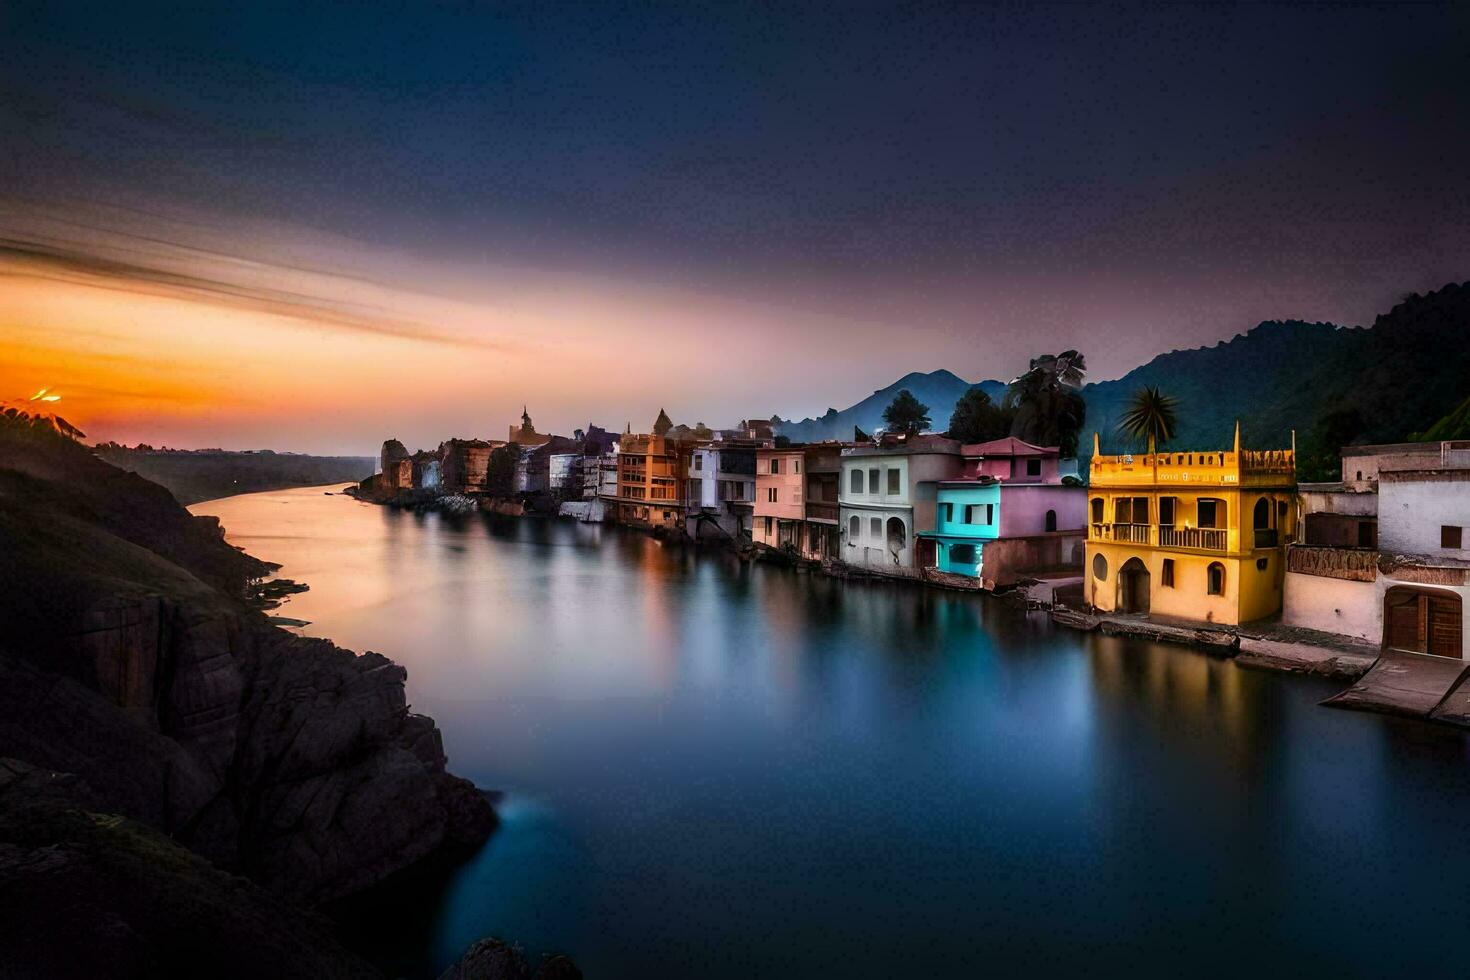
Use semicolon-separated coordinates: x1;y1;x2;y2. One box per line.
614;433;690;529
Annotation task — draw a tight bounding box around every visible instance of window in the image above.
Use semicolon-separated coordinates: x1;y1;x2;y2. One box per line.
1092;553;1108;580
942;502;954;524
1256;557;1269;571
871;517;882;538
694;456;703;471
887;468;900;495
1443;525;1463;549
764;516;773;535
951;543;977;564
794;459;801;474
1197;499;1221;529
986;503;994;524
849;515;860;539
1091;497;1104;523
1115;497;1132;524
964;504;976;524
770;458;781;474
767;487;778;503
1045;509;1057;532
1026;458;1041;477
850;469;864;494
1253;497;1270;529
1159;496;1176;527
1161;558;1174;587
869;468;880;494
1207;562;1225;596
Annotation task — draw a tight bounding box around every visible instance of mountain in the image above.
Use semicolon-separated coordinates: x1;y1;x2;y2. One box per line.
94;445;375;505
777;369;1008;442
1417;394;1470;441
1081;282;1470;479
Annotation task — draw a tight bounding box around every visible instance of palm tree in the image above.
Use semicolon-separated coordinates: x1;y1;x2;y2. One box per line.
1005;351;1087;455
1116;385;1179;452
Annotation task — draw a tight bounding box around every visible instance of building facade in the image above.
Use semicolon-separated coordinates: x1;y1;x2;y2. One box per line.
839;435;963;571
920;438;1086;586
685;443;756;542
1084;426;1296;625
1285;440;1469;658
614;434;689;529
753;446;806;549
440;438;497;495
802;444;842;561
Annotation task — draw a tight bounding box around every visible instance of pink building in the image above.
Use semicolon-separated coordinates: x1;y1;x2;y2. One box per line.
753;447;806;549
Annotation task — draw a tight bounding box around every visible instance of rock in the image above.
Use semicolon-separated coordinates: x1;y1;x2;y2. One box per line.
439;938;531;980
533;955;584;980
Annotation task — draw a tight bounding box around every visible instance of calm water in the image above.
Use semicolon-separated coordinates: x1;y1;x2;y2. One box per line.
195;486;1470;979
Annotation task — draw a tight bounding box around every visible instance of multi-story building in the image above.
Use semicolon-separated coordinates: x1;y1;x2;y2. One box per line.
1285;440;1469;658
1084;425;1296;624
839;435;963;571
920;438;1085;587
753;446;806;550
614;434;689;530
802;444;843;561
440;438;499;494
685;442;756;541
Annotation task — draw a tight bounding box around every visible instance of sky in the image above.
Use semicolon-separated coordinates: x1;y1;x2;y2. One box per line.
2;2;1467;454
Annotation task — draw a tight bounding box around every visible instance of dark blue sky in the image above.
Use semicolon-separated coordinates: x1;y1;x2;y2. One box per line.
3;1;1468;436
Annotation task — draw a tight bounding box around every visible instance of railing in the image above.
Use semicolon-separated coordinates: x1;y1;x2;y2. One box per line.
1159;526;1227;551
1089;523;1152;544
1253;528;1279;548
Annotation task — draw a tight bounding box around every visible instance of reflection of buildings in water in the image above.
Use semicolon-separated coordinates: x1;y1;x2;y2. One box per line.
1085;636;1257;765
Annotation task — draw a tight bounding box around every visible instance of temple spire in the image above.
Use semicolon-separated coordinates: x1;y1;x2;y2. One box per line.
1232;419;1241;455
1092;430;1100;456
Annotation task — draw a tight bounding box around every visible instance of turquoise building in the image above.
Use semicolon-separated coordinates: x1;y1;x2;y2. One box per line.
922;479;1001;576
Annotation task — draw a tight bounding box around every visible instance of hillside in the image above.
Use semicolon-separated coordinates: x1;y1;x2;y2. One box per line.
94;446;374;504
1083;282;1470;478
778;369;1007;442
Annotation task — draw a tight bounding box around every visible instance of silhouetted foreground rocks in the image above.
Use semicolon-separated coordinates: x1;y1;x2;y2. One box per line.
0;412;576;977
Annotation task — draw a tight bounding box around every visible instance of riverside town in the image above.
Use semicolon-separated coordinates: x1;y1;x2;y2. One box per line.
6;4;1470;979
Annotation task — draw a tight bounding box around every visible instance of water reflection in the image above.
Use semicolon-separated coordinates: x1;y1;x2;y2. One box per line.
195;487;1470;980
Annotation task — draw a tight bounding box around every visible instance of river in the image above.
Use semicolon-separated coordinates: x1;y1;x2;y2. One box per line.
194;485;1470;978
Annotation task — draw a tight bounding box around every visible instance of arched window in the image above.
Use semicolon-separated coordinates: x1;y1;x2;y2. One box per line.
1207;562;1225;596
1092;553;1108;580
1253;497;1270;529
1356;471;1363;481
850;468;864;494
1045;509;1057;532
848;515;860;540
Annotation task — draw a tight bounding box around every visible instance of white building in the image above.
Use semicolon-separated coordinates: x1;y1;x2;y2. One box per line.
838;435;963;572
684;443;756;542
548;453;579;494
1284;441;1470;658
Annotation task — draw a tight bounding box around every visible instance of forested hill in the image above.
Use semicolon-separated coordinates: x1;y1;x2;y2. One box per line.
777;369;1007;442
1082;281;1470;478
93;446;374;505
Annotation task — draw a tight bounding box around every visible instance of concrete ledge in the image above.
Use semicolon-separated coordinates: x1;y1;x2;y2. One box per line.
1096;616;1238;652
1235;636;1376;681
1323;651;1470;719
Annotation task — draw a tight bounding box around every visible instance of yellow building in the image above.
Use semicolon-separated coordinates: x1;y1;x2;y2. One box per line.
614;433;689;530
1084;424;1296;625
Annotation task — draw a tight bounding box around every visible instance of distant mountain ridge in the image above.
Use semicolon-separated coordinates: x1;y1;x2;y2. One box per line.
777;369;1007;442
784;282;1470;481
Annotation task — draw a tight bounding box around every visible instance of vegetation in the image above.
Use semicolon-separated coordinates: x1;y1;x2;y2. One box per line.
882;389;931;436
1415;393;1470;441
1116;385;1179;450
947;387;1014;443
1005;350;1088;456
486;444;517;495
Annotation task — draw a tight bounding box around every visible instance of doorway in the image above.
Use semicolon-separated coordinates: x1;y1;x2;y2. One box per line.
1118;557;1151;614
1384;587;1462;659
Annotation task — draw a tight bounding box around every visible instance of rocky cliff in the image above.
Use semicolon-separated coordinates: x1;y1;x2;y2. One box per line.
0;410;499;973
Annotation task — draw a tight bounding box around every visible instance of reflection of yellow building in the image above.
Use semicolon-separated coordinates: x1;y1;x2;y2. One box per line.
1084;424;1296;625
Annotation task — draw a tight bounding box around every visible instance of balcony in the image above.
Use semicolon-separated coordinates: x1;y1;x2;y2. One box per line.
1091;522;1153;544
1252;528;1279;548
1159;526;1227;551
806;501;839;523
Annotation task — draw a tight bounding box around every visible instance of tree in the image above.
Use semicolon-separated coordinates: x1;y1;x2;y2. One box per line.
652;408;673;437
947;387;1015;443
882;389;931;436
1116;385;1179;451
1005;351;1087;456
486;444;517;496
